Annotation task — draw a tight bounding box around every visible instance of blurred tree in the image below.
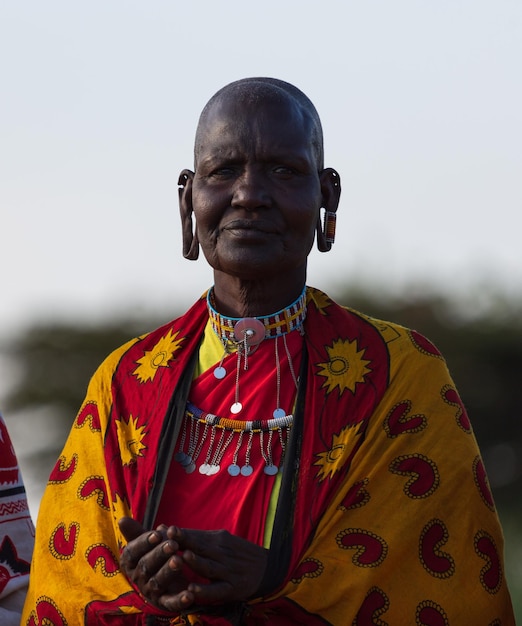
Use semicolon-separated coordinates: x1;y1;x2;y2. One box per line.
2;316;168;424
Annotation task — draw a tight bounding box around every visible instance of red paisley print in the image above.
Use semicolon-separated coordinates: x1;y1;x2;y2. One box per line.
416;600;449;626
76;402;101;431
48;454;77;484
419;519;455;579
291;557;324;584
441;384;471;432
383;400;427;438
353;586;390;626
389;454;439;498
86;543;120;576
339;478;370;511
408;331;442;358
26;596;66;626
78;476;110;509
473;456;495;510
474;530;502;594
50;522;79;559
336;528;387;567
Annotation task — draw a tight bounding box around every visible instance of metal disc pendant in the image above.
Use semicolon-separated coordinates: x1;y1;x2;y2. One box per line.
228;464;241;476
199;463;210;475
214;366;226;380
273;407;285;419
230;402;242;414
179;455;193;467
264;465;279;476
233;318;265;346
241;465;253;477
208;465;220;475
185;461;196;474
174;451;188;463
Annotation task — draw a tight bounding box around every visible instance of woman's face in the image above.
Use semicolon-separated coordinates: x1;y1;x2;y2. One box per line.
188;95;324;282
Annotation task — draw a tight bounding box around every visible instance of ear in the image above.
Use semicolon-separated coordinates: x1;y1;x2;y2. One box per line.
178;169;199;260
316;168;341;252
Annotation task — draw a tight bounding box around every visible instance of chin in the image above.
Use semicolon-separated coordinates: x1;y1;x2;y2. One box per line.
214;251;278;275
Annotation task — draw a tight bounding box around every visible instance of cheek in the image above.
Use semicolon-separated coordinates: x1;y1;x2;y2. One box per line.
193;205;219;240
283;216;318;260
288;205;320;238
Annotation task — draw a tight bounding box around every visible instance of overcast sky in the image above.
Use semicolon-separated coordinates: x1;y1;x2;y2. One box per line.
1;1;521;341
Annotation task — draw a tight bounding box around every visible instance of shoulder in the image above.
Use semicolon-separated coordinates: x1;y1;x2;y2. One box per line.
90;293;209;385
306;286;449;379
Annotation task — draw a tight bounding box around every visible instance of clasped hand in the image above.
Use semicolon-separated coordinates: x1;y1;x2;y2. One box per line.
118;517;268;613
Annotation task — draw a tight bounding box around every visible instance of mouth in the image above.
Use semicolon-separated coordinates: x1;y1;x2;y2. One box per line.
222;219;277;236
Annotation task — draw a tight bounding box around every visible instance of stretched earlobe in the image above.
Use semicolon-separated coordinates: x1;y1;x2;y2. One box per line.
178;169;199;261
316;168;341;252
316;209;337;252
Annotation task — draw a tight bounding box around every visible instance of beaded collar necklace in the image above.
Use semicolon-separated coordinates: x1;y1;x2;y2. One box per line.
207;286;307;344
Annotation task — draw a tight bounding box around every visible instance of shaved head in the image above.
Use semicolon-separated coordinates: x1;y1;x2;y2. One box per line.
194;77;324;170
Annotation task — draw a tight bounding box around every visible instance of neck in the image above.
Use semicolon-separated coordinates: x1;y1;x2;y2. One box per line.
211;269;307;318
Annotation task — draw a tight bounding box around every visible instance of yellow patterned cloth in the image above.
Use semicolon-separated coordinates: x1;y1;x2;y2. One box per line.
22;288;515;625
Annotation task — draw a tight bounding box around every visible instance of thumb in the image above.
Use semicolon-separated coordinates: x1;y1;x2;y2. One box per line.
118;516;146;542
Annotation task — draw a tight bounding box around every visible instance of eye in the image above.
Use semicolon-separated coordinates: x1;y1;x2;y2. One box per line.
209;165;238;179
272;166;297;177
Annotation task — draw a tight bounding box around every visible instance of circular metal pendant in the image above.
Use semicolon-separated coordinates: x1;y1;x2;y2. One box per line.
228;464;241;476
207;465;220;475
273;407;285;419
185;461;196;474
174;451;188;463
264;465;279;476
241;465;254;477
230;402;242;414
179;455;193;467
214;366;226;380
199;463;210;475
233;318;265;346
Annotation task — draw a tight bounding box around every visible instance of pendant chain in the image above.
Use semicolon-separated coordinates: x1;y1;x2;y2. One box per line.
208;287;306;417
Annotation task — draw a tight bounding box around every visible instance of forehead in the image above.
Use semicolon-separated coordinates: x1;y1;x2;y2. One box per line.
195;93;315;162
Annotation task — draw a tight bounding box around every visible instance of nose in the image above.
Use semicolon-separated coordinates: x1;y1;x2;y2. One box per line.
230;167;271;211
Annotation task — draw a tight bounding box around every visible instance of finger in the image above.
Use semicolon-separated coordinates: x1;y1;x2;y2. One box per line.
118;517;146;542
159;589;196;613
181;549;226;581
135;539;180;582
187;580;233;605
146;550;185;590
167;527;222;559
119;530;166;572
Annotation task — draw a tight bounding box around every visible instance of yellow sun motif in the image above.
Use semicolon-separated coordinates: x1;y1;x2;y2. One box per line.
314;426;361;481
133;329;183;383
308;288;331;315
112;493;131;519
113;493;132;549
116;414;147;466
317;338;371;395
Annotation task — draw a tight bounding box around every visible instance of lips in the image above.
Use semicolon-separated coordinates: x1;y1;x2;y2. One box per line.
222;218;277;236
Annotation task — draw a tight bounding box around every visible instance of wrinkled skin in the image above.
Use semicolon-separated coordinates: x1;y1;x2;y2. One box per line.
179;88;341;318
119;517;268;613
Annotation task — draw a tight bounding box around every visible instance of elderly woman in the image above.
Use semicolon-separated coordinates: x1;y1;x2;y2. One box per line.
23;78;514;625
